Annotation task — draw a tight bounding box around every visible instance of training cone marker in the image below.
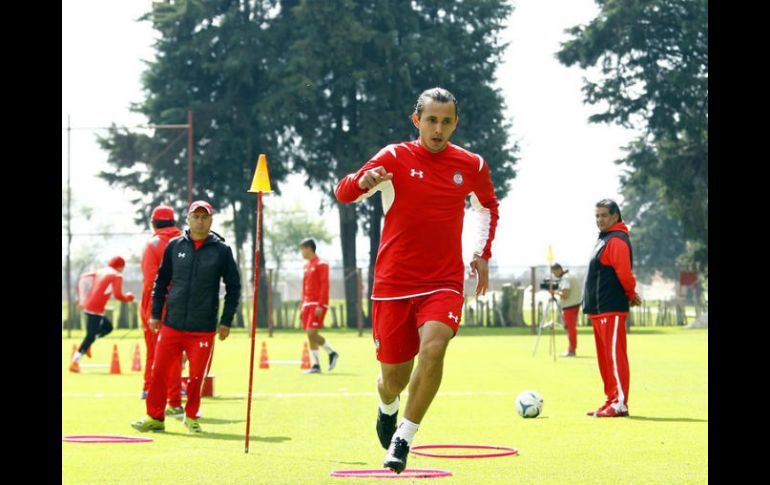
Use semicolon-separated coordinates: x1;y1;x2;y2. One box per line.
259;341;270;369
300;342;311;369
110;344;121;374
248;154;273;193
70;344;77;360
131;344;142;372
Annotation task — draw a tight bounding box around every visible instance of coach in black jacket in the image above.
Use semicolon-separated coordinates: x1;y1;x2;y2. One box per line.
132;200;241;434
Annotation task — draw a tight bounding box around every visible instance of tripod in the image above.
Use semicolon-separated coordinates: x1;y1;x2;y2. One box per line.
532;291;564;361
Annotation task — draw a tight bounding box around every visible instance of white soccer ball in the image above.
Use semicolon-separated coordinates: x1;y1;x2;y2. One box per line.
515;390;544;418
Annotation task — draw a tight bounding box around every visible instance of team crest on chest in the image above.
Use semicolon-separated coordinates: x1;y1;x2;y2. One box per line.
453;171;464;186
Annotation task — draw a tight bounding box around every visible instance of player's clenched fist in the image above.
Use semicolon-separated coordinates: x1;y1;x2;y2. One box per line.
358;166;394;190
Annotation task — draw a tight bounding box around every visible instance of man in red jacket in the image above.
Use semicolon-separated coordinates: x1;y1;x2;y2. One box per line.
139;205;184;416
299;238;339;374
70;256;134;372
583;199;642;418
335;88;499;473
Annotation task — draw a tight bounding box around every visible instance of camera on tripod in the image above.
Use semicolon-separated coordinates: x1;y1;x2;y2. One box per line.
539;278;559;290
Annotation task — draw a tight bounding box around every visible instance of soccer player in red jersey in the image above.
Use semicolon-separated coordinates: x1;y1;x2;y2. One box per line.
335;87;499;473
299;238;339;373
70;256;135;372
139;205;184;415
583;199;642;418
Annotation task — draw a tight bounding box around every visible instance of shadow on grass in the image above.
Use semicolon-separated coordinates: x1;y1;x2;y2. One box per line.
162;431;292;442
199;417;245;425
628;416;707;423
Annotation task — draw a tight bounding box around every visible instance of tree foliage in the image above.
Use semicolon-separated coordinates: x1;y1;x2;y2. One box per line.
557;0;707;274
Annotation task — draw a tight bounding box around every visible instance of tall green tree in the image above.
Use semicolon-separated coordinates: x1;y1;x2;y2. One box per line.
557;0;707;273
98;0;289;327
264;204;332;286
275;0;518;326
619;173;685;282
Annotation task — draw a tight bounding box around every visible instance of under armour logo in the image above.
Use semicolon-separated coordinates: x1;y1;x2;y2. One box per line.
410;169;424;178
199;341;209;348
448;312;459;323
178;252;186;258
600;318;608;325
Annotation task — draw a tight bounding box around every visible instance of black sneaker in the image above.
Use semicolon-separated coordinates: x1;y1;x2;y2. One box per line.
376;408;398;449
303;364;321;374
328;351;339;371
383;437;410;474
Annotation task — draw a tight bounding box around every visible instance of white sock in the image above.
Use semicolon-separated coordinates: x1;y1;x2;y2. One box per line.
311;350;320;366
393;417;419;446
72;351;83;363
379;395;400;415
322;342;335;354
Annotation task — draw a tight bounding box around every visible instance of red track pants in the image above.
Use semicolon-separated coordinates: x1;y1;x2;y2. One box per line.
143;326;183;406
590;313;630;408
146;325;215;420
562;306;579;353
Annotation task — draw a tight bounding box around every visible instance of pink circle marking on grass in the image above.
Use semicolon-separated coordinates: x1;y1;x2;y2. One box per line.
330;468;452;479
62;435;153;443
410;444;518;459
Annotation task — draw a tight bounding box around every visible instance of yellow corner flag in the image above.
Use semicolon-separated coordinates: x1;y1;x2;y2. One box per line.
248;154;273;193
546;245;554;264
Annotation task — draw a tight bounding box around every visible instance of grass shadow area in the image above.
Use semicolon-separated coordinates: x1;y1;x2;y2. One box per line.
162;431;292;442
628;416;707;423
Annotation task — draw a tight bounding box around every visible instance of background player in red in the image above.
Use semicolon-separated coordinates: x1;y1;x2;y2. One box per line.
299;238;339;374
70;256;135;372
335;87;499;473
131;200;241;434
139;204;184;418
583;199;641;418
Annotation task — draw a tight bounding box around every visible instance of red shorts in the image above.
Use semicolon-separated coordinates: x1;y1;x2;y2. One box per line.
372;291;464;364
301;304;327;331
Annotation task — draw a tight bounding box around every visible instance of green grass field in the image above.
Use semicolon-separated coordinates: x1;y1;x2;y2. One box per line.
62;326;707;484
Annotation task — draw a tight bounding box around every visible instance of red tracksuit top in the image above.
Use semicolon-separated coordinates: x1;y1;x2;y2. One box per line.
597;221;637;303
140;226;182;324
79;267;133;315
301;256;329;308
335;140;499;299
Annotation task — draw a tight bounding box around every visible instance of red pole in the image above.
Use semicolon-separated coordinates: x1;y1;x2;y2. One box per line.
244;192;262;453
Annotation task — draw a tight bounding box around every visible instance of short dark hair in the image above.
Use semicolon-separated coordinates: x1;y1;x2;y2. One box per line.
596;198;622;221
550;263;563;272
415;87;458;119
299;238;316;252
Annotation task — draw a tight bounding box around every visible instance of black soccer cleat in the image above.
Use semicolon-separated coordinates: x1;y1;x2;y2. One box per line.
376;408;398;449
328;351;339;371
383;437;410;474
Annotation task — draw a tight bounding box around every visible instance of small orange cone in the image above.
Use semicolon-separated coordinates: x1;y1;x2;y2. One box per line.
300;342;311;370
131;344;142;372
110;344;121;374
70;344;77;360
259;341;270;369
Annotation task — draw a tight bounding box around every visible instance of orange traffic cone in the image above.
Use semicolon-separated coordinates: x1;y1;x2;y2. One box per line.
110;344;121;374
300;342;311;370
70;344;77;360
131;344;142;372
259;341;270;369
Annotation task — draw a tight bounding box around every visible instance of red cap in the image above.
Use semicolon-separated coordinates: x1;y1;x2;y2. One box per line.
108;256;125;270
151;205;175;222
188;200;213;215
